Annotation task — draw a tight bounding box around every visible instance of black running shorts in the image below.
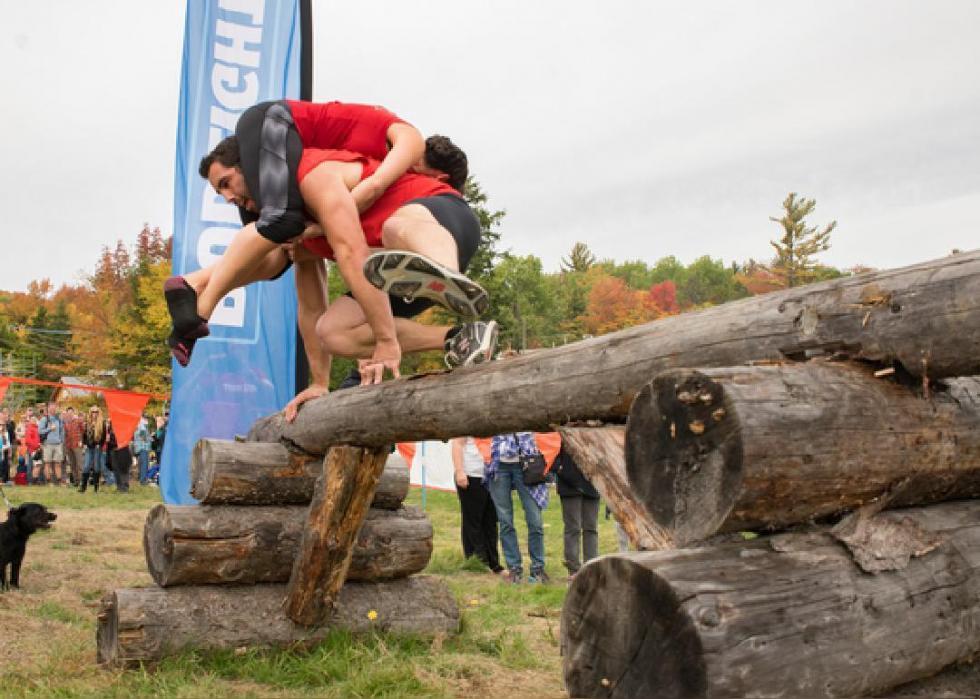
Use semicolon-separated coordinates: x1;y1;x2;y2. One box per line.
349;193;482;318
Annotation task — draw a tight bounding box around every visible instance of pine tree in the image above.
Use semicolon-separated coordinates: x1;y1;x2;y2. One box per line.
561;242;597;273
769;193;836;287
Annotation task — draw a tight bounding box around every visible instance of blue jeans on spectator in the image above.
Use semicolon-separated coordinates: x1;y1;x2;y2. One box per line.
136;449;149;485
83;446;102;475
489;461;545;575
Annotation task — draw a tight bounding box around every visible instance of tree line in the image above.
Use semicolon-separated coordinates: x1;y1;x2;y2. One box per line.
0;187;847;397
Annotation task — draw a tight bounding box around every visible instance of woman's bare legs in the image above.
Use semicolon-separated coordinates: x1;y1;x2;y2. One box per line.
182;246;292;295
195;223;279;321
379;204;459;270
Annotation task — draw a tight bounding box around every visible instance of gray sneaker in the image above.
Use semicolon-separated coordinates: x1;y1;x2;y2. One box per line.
363;250;490;319
445;321;499;369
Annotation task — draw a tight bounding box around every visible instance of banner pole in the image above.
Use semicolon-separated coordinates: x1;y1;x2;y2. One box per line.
294;0;314;393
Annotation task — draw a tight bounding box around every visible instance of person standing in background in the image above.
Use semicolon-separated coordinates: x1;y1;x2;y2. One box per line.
37;402;65;486
451;436;503;574
62;406;85;486
23;413;40;483
554;444;601;579
152;415;167;471
132;413;151;486
0;409;10;485
487;431;551;585
80;406;105;493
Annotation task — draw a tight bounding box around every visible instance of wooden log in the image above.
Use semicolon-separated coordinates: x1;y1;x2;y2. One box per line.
561;501;980;699
246;250;980;454
558;426;673;550
190;439;409;508
96;576;459;667
143;504;432;587
625;362;980;545
285;445;389;626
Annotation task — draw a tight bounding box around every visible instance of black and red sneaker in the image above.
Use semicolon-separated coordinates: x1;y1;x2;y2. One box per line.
164;276;210;367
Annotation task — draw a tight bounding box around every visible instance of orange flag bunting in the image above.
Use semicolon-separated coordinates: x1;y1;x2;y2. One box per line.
396;443;417;464
103;390;151;448
0;377;11;405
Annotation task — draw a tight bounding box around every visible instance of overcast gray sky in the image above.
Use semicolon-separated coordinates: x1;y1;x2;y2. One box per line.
1;1;977;292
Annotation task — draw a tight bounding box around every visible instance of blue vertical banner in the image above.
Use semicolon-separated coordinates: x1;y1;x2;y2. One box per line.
163;0;307;504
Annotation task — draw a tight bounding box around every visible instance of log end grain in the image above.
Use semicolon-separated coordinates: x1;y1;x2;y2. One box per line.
143;504;175;587
626;372;743;546
562;555;706;699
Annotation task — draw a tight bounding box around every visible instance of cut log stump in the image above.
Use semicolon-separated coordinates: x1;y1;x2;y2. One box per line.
97;576;459;667
561;501;980;699
558;425;672;550
285;445;390;626
190;439;408;508
143;504;432;586
626;362;980;545
249;250;980;454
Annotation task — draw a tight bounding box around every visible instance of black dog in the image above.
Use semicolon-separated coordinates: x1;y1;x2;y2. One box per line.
0;503;57;591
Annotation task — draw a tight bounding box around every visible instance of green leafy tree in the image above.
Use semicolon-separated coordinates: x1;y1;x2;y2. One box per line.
649;256;687;286
462;178;506;284
770;193;836;287
678;256;748;307
598;259;655;290
482;254;558;350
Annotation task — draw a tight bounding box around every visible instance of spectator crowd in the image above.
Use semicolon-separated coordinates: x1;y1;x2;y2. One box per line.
450;430;615;586
0;402;168;492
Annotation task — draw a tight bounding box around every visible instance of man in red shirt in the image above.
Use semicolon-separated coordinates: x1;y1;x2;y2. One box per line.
174;135;497;400
165;100;490;385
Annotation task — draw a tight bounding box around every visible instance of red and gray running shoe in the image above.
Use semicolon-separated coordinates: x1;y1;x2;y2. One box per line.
363;250;490;319
445;321;499;369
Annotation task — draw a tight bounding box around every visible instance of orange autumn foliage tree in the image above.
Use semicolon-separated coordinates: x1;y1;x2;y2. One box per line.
578;275;662;336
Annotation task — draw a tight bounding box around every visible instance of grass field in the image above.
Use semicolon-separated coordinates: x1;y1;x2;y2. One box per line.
0;482;622;698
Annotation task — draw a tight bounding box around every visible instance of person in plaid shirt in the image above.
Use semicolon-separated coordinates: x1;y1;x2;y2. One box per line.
63;407;86;486
487;432;551;584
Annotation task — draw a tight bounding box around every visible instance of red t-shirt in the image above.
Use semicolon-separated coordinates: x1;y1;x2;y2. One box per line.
298;149;457;260
285;100;406;160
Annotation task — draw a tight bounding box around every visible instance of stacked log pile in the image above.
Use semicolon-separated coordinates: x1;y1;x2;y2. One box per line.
97;442;459;666
555;251;980;697
96;249;980;695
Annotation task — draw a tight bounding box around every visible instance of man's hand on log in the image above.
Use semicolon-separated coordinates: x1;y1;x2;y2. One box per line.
360;339;402;385
284;384;329;422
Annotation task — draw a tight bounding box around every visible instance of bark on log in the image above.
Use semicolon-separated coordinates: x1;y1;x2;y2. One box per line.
561;501;980;699
558;426;673;550
143;504;432;587
625;362;980;546
285;445;389;626
246;250;980;454
97;576;459;667
190;439;409;508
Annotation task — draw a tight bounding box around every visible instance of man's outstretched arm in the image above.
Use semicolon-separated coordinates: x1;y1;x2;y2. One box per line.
298;162;401;384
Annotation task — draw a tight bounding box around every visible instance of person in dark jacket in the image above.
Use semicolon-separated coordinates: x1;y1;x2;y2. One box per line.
554;444;600;577
80;407;108;493
104;420;131;493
